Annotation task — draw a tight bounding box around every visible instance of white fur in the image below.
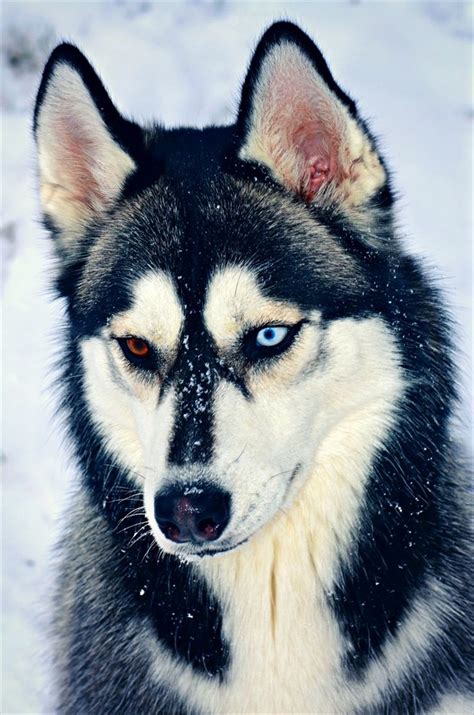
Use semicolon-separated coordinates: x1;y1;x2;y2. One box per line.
432;695;474;714
108;271;184;352
204;265;304;348
185;268;405;712
340;577;456;712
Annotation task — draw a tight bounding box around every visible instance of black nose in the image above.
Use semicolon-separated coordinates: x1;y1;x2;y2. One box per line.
154;486;231;544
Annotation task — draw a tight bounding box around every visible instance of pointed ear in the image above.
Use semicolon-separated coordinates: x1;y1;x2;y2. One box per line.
237;22;387;209
34;44;142;248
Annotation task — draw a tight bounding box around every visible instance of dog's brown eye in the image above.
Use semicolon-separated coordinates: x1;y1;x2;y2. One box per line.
116;336;156;371
126;338;150;357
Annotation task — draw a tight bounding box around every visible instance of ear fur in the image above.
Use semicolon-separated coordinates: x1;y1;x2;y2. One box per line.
237;22;387;209
34;43;142;251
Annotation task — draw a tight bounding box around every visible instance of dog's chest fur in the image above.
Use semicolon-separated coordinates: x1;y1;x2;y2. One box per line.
201;523;344;713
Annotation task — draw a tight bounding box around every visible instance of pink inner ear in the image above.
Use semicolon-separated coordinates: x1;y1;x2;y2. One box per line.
54;115;106;209
295;127;339;202
250;47;346;203
308;159;331;197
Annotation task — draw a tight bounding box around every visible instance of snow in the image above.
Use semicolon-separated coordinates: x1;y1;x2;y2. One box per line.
2;2;472;712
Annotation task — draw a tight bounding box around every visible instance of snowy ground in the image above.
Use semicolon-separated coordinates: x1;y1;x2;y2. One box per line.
2;1;472;712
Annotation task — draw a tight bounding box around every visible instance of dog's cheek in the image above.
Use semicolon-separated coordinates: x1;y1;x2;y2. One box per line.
80;336;147;482
212;381;311;519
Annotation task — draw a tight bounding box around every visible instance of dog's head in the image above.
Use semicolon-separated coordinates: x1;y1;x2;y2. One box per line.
35;23;403;559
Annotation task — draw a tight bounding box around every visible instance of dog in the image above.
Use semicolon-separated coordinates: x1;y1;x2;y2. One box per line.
34;21;472;714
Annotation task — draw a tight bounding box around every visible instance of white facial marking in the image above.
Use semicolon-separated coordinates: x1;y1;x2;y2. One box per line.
79;258;438;713
80;271;183;484
206;312;404;566
110;272;183;351
204;265;303;349
81;335;146;477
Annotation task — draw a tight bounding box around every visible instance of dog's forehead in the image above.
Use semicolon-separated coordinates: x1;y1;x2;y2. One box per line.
76;171;365;333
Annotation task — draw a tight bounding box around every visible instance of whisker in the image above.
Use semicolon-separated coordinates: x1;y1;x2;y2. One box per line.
117;519;149;536
225;444;248;470
116;507;146;529
129;524;151;548
107;493;143;504
267;468;293;483
101;463;146;482
141;535;157;564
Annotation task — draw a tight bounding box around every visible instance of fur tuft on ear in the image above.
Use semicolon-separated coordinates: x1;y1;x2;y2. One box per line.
237;22;386;209
34;43;141;246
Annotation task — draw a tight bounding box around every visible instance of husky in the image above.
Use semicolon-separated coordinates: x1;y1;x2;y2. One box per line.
34;21;472;715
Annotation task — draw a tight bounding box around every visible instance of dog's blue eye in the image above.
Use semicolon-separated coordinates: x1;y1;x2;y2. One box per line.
256;326;288;348
243;321;303;362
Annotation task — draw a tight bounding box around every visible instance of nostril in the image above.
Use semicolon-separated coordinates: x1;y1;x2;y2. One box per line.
194;491;230;541
160;521;181;542
197;517;220;541
154;492;185;544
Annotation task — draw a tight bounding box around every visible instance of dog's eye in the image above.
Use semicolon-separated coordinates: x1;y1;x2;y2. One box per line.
126;338;150;357
256;326;288;347
116;337;155;369
243;323;303;362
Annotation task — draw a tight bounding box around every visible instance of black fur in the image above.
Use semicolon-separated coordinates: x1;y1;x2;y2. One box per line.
332;258;473;704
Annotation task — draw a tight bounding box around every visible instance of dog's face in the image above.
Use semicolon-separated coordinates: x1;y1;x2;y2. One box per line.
34;24;399;559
